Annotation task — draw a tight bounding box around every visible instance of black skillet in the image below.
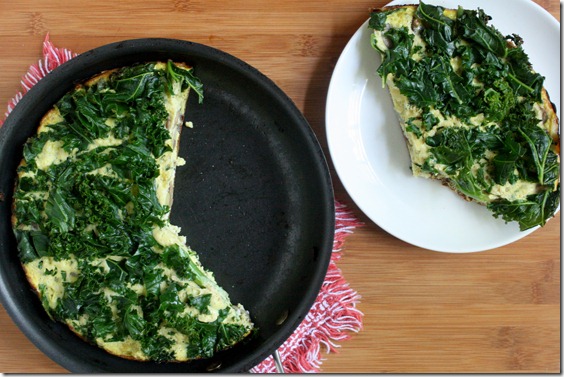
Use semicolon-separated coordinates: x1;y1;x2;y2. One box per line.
0;38;335;372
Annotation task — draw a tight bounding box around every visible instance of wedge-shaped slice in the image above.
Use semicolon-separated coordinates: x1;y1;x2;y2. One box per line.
369;2;560;230
12;61;253;362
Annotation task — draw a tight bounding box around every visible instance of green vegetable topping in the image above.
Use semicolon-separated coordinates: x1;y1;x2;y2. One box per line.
369;2;560;230
13;61;252;361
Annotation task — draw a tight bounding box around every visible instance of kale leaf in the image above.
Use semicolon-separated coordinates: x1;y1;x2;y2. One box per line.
369;8;396;31
44;188;76;233
518;124;560;186
416;1;456;55
162;245;210;288
488;188;560;231
166;60;204;103
491;135;525;185
456;7;506;57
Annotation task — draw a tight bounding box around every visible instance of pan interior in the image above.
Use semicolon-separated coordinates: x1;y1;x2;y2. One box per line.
0;39;334;373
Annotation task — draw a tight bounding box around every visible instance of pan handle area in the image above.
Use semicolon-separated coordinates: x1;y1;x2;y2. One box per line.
273;350;284;373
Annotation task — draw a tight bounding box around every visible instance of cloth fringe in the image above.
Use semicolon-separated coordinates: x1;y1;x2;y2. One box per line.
1;33;77;125
1;35;365;373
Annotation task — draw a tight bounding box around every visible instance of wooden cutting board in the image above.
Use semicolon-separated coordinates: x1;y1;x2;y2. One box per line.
0;0;560;373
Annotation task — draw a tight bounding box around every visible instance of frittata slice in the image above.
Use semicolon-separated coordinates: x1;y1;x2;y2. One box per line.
369;2;560;230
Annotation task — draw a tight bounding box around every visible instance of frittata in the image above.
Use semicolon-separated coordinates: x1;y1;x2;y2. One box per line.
369;2;560;230
12;61;254;362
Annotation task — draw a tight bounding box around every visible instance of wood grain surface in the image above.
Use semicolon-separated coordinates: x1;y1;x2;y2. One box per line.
0;0;560;373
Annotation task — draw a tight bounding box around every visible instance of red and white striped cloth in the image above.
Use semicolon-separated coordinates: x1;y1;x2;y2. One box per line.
2;34;77;124
1;35;364;373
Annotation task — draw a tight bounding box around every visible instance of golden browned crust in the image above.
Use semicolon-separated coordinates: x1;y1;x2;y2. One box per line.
540;88;560;148
370;4;417;13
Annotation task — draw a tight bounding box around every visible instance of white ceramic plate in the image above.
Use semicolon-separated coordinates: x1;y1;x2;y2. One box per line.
326;0;560;252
